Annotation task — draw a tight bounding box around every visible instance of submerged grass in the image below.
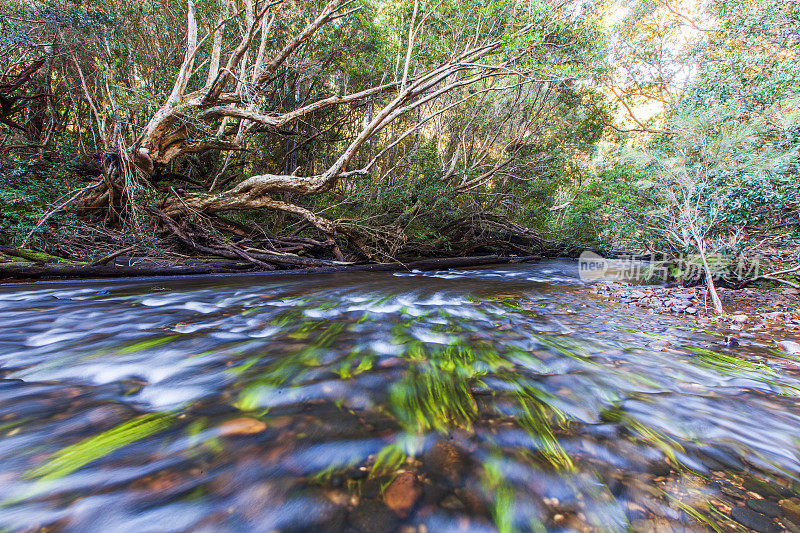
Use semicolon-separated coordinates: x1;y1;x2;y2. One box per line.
26;413;174;481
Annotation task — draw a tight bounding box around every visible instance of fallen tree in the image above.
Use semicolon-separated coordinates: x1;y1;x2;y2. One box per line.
0;253;539;281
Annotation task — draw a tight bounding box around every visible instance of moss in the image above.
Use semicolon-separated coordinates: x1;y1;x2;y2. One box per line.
0;247;84;265
0;252;27;263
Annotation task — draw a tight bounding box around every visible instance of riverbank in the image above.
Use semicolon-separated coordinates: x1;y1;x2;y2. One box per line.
588;280;800;354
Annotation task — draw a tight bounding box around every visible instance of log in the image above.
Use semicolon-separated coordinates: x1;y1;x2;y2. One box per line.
0;255;540;281
0;261;234;280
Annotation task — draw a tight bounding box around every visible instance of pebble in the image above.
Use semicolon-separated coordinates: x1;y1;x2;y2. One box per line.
719;483;748;500
731;314;749;324
784;519;800;533
780;499;800;523
783;288;800;296
384;472;422;518
440;494;465;511
685;307;697;314
648;340;672;351
422;441;466;487
743;478;790;498
724;337;740;348
730;507;781;533
350;499;399;532
746;498;781;518
218;417;267;436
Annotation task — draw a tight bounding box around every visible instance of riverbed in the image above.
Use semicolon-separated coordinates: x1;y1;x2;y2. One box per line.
1;260;799;532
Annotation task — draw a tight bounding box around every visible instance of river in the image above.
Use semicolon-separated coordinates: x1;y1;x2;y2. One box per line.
1;260;799;532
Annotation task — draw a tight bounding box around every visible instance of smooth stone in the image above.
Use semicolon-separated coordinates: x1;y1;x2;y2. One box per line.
422;440;467;487
780;499;800;523
743;479;788;498
730;507;780;533
784;519;800;533
384;472;422;518
647;458;672;477
648;340;672;351
697;446;744;471
720;483;748;500
685;307;698;315
746;498;781;518
350;500;399;533
440;494;465;511
724;337;740;348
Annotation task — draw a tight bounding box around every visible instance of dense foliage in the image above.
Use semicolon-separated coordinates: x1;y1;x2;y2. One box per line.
0;0;797;272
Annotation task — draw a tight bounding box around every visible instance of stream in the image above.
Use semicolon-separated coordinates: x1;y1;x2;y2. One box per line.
1;260;800;532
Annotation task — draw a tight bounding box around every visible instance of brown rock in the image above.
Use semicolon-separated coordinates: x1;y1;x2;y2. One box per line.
648;340;671;351
384;472;422;518
780;499;800;524
423;440;466;487
219;417;267;436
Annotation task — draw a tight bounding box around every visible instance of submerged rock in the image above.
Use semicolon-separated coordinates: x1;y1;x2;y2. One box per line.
746;498;781;518
384;472;422;518
219;417;267;436
422;440;467;487
730;507;781;533
350;499;399;532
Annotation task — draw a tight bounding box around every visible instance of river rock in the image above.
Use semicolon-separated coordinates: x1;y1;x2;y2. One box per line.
648;340;671;351
219;417;267;436
384;472;422;518
724;336;739;348
783;518;800;533
731;314;749;324
719;483;748;500
730;507;781;533
422;440;466;487
350;499;399;532
777;341;800;355
746;498;781;518
780;499;800;523
743;478;791;498
440;494;465;511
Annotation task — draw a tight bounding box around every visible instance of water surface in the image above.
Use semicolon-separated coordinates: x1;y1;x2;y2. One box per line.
1;260;799;532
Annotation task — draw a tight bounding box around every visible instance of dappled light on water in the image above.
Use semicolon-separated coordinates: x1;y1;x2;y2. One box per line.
1;260;800;531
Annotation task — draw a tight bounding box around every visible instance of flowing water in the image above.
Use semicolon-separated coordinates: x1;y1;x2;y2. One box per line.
1;260;800;532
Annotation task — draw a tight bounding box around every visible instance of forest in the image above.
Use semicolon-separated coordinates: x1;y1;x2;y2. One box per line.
0;0;798;292
4;2;800;532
